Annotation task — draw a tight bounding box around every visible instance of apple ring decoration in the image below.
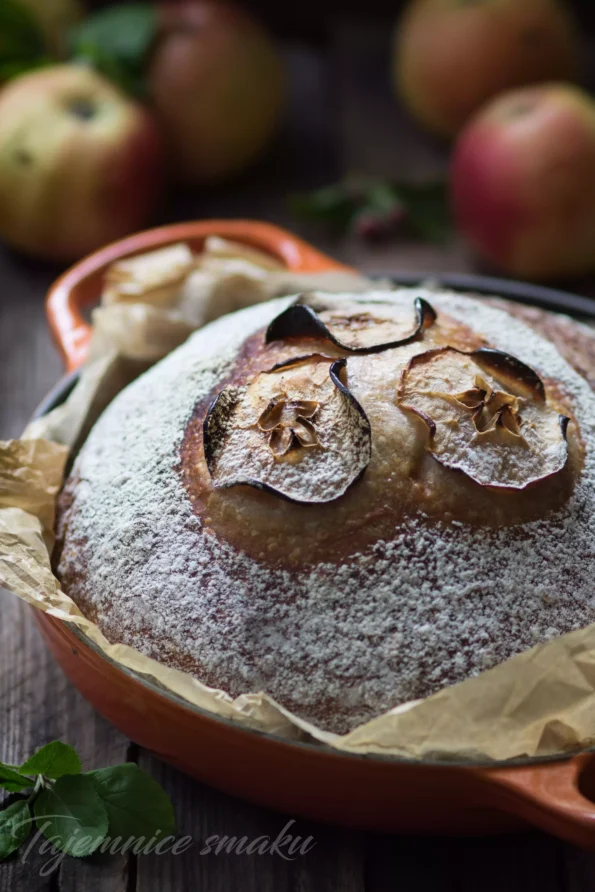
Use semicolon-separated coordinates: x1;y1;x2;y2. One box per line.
265;294;437;354
398;347;570;489
203;354;372;504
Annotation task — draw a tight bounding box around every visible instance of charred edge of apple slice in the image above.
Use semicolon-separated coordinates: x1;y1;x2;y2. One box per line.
400;345;547;403
208;467;373;506
203;357;372;504
268;353;338;373
265;296;437;354
471;347;545;401
559;415;570;439
402;404;437;440
398;345;450;380
329;358;373;443
417;297;438;331
202;387;243;476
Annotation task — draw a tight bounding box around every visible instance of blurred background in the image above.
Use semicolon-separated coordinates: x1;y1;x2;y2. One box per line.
86;0;595;37
2;0;595;297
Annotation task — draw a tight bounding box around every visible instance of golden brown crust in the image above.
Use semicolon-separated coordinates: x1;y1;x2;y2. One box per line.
181;305;581;568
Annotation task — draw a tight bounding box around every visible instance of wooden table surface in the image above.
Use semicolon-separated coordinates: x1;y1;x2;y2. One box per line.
3;24;595;891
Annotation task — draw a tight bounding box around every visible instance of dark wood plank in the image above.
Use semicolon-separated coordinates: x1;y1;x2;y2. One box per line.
562;846;595;891
0;247;62;440
365;832;569;892
453;834;567;892
136;754;365;892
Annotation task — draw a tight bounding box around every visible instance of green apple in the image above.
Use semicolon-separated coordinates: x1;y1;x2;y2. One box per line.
0;65;164;262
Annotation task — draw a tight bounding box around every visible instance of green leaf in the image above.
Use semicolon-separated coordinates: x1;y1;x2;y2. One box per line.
72;44;145;99
34;775;108;857
0;0;46;74
0;764;32;793
398;181;452;243
365;182;404;216
290;183;359;227
88;764;176;840
69;3;157;97
72;4;157;64
0;801;32;861
21;742;81;780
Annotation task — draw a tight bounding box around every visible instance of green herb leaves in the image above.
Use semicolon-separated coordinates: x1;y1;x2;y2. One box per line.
20;741;82;780
0;0;159;95
70;4;158;97
292;178;451;243
397;181;452;243
0;765;31;793
34;775;108;858
89;764;176;840
0;742;176;863
0;801;31;860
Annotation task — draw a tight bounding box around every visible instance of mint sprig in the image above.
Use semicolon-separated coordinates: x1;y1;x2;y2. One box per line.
0;742;176;862
20;741;82;779
0;765;32;793
291;177;452;243
34;775;109;858
0;801;31;860
89;763;176;840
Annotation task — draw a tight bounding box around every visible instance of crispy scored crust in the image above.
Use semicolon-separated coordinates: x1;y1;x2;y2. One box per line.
54;290;595;734
181;305;580;567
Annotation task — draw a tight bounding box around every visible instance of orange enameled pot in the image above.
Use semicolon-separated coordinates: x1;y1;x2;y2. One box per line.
39;219;595;847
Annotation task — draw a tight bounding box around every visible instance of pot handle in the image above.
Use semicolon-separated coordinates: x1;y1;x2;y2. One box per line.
45;219;352;373
483;753;595;848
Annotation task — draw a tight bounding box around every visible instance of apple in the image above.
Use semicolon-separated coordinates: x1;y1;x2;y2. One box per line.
394;0;578;138
0;65;164;263
450;84;595;280
149;1;286;184
19;0;84;58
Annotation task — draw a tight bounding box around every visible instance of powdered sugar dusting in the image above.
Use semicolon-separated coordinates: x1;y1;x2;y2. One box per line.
398;346;569;489
206;357;371;503
56;290;595;733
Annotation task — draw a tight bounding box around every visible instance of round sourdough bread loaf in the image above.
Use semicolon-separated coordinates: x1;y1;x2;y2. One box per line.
54;289;595;733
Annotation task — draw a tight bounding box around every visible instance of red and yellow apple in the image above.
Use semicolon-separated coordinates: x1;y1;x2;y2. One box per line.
149;1;286;184
450;84;595;280
0;65;164;263
394;0;578;138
